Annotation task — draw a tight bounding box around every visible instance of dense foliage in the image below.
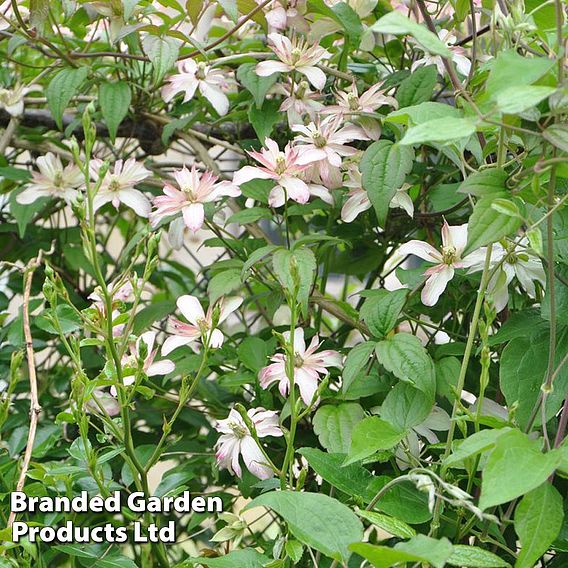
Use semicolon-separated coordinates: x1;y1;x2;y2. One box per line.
1;0;568;567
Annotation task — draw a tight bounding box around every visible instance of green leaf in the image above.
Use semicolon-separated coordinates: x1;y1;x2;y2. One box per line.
298;448;376;502
237;337;268;372
479;429;563;510
242;244;278;276
360;289;407;338
208;269;242;303
227;207;271;225
237;63;278;109
448;545;510;567
313;403;365;453
99;82;131;142
345;416;406;465
458;169;508;197
381;382;433;432
351;535;454;568
356;510;416;539
400;117;477;146
375;333;436;398
371;11;452;57
387;101;461;126
495;86;555;114
217;0;238;21
182;549;268;567
443;428;511;469
514;483;564;568
36;305;82;335
142;35;179;81
464;194;522;254
245;491;363;562
248;99;281;143
9;187;49;238
272;247;316;316
342;341;377;394
308;0;363;42
30;0;50;35
133;300;176;334
486;50;555;97
360;140;414;226
543;123;568;153
46;67;89;129
396;65;438;108
500;331;568;429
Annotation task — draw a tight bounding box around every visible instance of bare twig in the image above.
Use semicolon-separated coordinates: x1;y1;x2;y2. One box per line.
7;250;46;528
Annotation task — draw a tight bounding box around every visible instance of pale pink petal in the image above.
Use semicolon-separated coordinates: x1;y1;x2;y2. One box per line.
297;66;326;90
241;437;273;480
177;295;205;325
146;360;176;376
182;202;205;232
233;166;272;186
398;240;442;263
161;335;195;356
422;265;455;306
256;60;290;77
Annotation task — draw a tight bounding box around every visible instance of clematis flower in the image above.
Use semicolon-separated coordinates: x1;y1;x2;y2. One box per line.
151;165;240;232
398;221;476;306
256;33;331;91
466;239;546;312
264;0;309;33
90;158;152;217
215;407;283;480
340;164;414;222
258;328;342;405
17;152;83;205
412;29;471;77
274;79;324;126
162;295;243;355
161;60;231;116
292;116;369;187
111;331;175;395
233;138;310;208
323;82;398;139
0;84;37;117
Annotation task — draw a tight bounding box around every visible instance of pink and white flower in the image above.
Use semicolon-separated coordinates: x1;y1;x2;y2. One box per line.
258;328;342;405
233;138;310;208
162;295;243;355
412;29;471;77
324;82;398;139
264;0;309;33
215;407;283;480
17;152;83;205
112;331;175;395
0;84;37;117
90;158;152;217
274;79;324;126
398;221;475;306
151;165;241;232
292;116;369;187
256;33;331;91
161;60;231;116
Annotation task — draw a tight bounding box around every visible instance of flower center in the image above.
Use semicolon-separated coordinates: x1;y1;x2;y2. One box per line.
53;171;64;187
294;353;304;367
275;154;287;175
441;245;457;265
313;131;327;148
295;80;308;99
196;317;210;333
290;47;302;65
347;92;360;111
196;62;207;80
228;421;248;439
108;177;121;192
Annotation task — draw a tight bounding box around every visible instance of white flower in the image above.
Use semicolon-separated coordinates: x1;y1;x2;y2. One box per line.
398;221;476;306
17;152;83;205
162;295;243;355
215;407;283;479
258;328;342;405
0;84;37;117
90;158;152;217
274;79;324;126
161;60;231;116
466;239;546;312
